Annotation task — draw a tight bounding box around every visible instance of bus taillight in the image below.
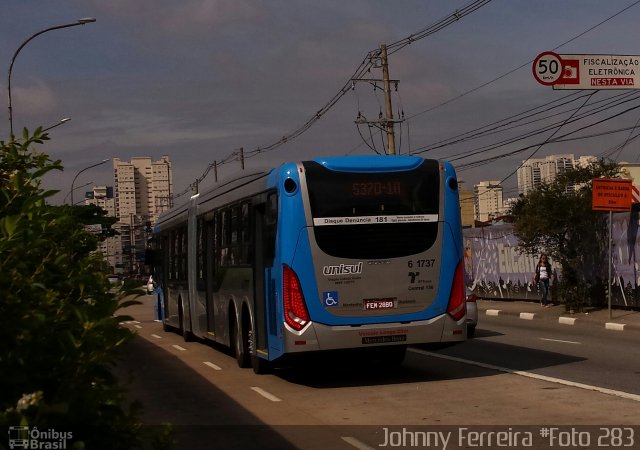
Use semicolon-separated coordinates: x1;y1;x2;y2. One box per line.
283;264;310;331
447;261;466;322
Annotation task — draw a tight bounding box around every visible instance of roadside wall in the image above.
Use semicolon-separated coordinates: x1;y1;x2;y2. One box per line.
463;211;640;308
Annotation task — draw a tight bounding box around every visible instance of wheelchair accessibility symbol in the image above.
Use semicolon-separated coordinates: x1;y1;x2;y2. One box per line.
323;291;339;307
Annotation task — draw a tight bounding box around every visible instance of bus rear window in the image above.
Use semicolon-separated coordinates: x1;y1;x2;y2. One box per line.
303;160;441;259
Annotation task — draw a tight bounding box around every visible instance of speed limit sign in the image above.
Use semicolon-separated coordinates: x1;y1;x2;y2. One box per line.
533;51;563;86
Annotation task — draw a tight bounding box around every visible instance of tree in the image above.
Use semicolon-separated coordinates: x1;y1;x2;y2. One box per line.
510;160;621;310
0;129;152;449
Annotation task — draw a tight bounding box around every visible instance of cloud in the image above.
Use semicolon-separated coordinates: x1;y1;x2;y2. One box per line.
9;80;56;117
86;0;263;36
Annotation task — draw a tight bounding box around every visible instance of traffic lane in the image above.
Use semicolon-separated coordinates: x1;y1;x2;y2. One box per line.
446;314;640;395
116;336;365;450
121;301;640;428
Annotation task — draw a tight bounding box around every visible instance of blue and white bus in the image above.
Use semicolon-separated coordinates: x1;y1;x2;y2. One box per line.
153;155;466;373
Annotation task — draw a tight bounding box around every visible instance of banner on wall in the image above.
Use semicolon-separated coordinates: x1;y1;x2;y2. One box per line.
464;212;640;307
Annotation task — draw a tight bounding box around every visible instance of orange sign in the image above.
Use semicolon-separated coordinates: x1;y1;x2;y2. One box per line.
592;178;633;211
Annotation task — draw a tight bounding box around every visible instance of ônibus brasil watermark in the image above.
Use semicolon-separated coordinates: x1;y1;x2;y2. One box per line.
7;426;73;449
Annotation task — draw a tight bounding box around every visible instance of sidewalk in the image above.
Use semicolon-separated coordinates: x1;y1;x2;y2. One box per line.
477;299;640;333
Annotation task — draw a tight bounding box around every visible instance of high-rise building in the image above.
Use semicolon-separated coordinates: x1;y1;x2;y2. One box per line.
474;181;504;223
84;186;120;271
113;156;173;275
517;154;592;195
113;155;172;225
458;181;475;227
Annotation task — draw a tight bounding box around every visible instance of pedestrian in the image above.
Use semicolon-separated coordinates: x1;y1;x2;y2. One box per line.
534;254;552;307
149;274;164;321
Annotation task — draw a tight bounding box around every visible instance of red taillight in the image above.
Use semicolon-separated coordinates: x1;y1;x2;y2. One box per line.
283;264;310;331
447;261;466;321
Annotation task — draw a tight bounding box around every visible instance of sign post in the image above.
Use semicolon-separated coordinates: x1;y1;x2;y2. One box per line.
592;178;632;320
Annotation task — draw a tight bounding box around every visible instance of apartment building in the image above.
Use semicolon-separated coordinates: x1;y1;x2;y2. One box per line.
113;156;173;274
516;154;597;195
84;186;120;271
458;181;475;227
474;181;504;223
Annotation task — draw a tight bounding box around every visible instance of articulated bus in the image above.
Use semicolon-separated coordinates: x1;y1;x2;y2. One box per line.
152;155;466;373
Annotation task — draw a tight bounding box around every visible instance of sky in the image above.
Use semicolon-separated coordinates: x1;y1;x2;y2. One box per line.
2;0;640;205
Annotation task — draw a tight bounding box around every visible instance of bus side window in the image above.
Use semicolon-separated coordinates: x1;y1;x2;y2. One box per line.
196;218;205;291
169;230;177;280
220;209;230;266
240;202;251;265
264;192;277;267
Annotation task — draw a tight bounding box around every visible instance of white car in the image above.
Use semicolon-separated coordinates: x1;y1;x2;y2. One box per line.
466;288;478;337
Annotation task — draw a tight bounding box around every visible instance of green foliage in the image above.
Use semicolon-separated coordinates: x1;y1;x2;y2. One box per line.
0;130;154;449
510;159;621;310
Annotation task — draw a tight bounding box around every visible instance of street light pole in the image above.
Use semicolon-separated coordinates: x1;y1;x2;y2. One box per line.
70;158;109;205
62;180;92;204
7;18;96;139
43;117;71;133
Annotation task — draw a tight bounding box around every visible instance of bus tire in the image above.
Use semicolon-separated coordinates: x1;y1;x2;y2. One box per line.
232;315;251;368
249;329;271;374
251;355;271;374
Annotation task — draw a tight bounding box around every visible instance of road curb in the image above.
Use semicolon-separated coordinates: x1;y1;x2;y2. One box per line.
480;307;640;333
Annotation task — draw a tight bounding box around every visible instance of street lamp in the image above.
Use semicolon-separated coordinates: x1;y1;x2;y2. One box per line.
7;18;96;139
70;158;109;205
62;179;92;204
43;117;71;133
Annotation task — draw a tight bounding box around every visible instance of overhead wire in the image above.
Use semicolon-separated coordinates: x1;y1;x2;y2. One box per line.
173;0;495;200
406;0;640;122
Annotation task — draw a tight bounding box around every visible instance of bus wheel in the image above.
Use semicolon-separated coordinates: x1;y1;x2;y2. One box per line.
251;355;271;374
232;316;251;368
249;330;271;374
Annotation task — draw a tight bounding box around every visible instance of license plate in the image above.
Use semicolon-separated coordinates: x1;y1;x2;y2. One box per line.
362;335;407;344
363;298;396;310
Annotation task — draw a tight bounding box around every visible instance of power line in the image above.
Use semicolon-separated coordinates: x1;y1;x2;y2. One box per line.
406;0;640;122
173;0;494;201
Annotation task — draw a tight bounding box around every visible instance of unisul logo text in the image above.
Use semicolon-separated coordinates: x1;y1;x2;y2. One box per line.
322;262;363;276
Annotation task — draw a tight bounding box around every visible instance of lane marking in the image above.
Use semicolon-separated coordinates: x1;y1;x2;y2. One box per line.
203;361;222;371
151;334;162;339
134;325;143;329
341;436;375;450
540;338;581;345
172;345;187;351
410;348;640;402
250;386;282;402
486;309;501;316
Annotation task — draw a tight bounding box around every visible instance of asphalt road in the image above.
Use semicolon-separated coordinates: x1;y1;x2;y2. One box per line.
116;296;640;450
437;313;640;396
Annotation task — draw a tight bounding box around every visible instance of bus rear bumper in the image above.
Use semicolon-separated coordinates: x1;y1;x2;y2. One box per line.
283;313;465;353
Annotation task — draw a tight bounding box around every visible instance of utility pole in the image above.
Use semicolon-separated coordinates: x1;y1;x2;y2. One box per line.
239;147;245;170
352;43;401;155
380;44;396;155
